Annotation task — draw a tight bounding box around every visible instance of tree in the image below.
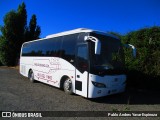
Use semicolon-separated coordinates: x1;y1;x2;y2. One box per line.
17;2;27;45
0;2;41;66
121;26;160;90
26;14;41;41
108;27;160;90
0;10;19;65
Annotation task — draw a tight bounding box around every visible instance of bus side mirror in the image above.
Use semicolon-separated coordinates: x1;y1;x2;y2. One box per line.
95;40;101;54
123;44;136;58
84;36;101;55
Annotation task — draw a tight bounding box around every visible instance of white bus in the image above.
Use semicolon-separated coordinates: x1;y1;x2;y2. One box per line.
20;28;136;98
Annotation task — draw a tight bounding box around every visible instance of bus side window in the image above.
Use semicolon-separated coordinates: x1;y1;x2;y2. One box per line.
61;34;77;64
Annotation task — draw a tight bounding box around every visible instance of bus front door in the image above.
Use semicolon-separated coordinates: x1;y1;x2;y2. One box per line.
75;44;89;97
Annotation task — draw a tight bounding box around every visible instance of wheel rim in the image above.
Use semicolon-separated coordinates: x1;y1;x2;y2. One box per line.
64;79;72;91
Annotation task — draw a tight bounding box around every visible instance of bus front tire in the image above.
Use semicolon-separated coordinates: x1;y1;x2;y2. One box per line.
28;70;35;83
63;78;73;95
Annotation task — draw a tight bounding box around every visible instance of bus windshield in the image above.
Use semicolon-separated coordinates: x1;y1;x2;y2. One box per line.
90;33;125;75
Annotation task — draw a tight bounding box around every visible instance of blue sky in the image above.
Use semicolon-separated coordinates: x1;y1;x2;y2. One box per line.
0;0;160;38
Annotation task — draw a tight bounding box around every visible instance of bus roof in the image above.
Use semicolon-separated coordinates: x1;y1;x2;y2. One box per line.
46;28;92;38
46;28;119;39
23;28;119;45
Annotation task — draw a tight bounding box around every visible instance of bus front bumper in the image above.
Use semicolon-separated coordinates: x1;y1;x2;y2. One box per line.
87;74;126;98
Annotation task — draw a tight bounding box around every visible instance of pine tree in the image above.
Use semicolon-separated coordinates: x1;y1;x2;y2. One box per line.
26;14;41;41
0;2;41;66
0;10;19;65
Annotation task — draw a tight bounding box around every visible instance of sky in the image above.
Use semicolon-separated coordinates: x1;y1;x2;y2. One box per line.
0;0;160;38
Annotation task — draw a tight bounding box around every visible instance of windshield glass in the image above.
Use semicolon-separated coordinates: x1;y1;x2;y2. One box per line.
90;33;125;75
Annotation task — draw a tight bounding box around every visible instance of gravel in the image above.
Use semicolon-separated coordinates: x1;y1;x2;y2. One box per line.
0;67;159;119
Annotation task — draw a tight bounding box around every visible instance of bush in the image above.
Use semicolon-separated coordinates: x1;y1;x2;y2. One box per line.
121;26;160;90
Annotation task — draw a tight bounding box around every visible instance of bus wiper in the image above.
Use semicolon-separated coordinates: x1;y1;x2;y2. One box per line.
94;65;113;70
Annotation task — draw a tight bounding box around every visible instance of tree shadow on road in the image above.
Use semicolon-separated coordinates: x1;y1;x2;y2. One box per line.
89;88;160;105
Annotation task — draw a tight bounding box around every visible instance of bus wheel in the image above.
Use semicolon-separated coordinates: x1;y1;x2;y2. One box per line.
63;78;73;95
28;70;35;83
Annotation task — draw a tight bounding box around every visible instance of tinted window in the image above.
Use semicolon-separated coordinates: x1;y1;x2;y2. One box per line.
89;32;125;75
22;37;62;57
61;34;78;63
42;37;62;57
22;34;78;60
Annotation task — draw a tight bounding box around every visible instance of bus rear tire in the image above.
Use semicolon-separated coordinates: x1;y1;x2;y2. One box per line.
28;70;35;83
63;78;73;95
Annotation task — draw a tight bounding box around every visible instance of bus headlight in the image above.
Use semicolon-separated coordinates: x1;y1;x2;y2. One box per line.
92;81;106;88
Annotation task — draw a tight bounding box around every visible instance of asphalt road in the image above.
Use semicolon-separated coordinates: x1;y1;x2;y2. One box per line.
0;67;160;119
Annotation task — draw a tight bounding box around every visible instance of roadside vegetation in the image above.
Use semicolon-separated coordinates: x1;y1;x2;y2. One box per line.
123;27;160;90
111;26;160;90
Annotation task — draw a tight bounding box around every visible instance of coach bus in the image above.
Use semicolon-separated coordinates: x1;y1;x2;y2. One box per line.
20;28;136;98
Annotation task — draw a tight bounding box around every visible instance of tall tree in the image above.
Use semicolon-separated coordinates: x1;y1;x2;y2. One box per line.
26;14;41;41
17;2;27;44
0;10;19;65
0;2;41;66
